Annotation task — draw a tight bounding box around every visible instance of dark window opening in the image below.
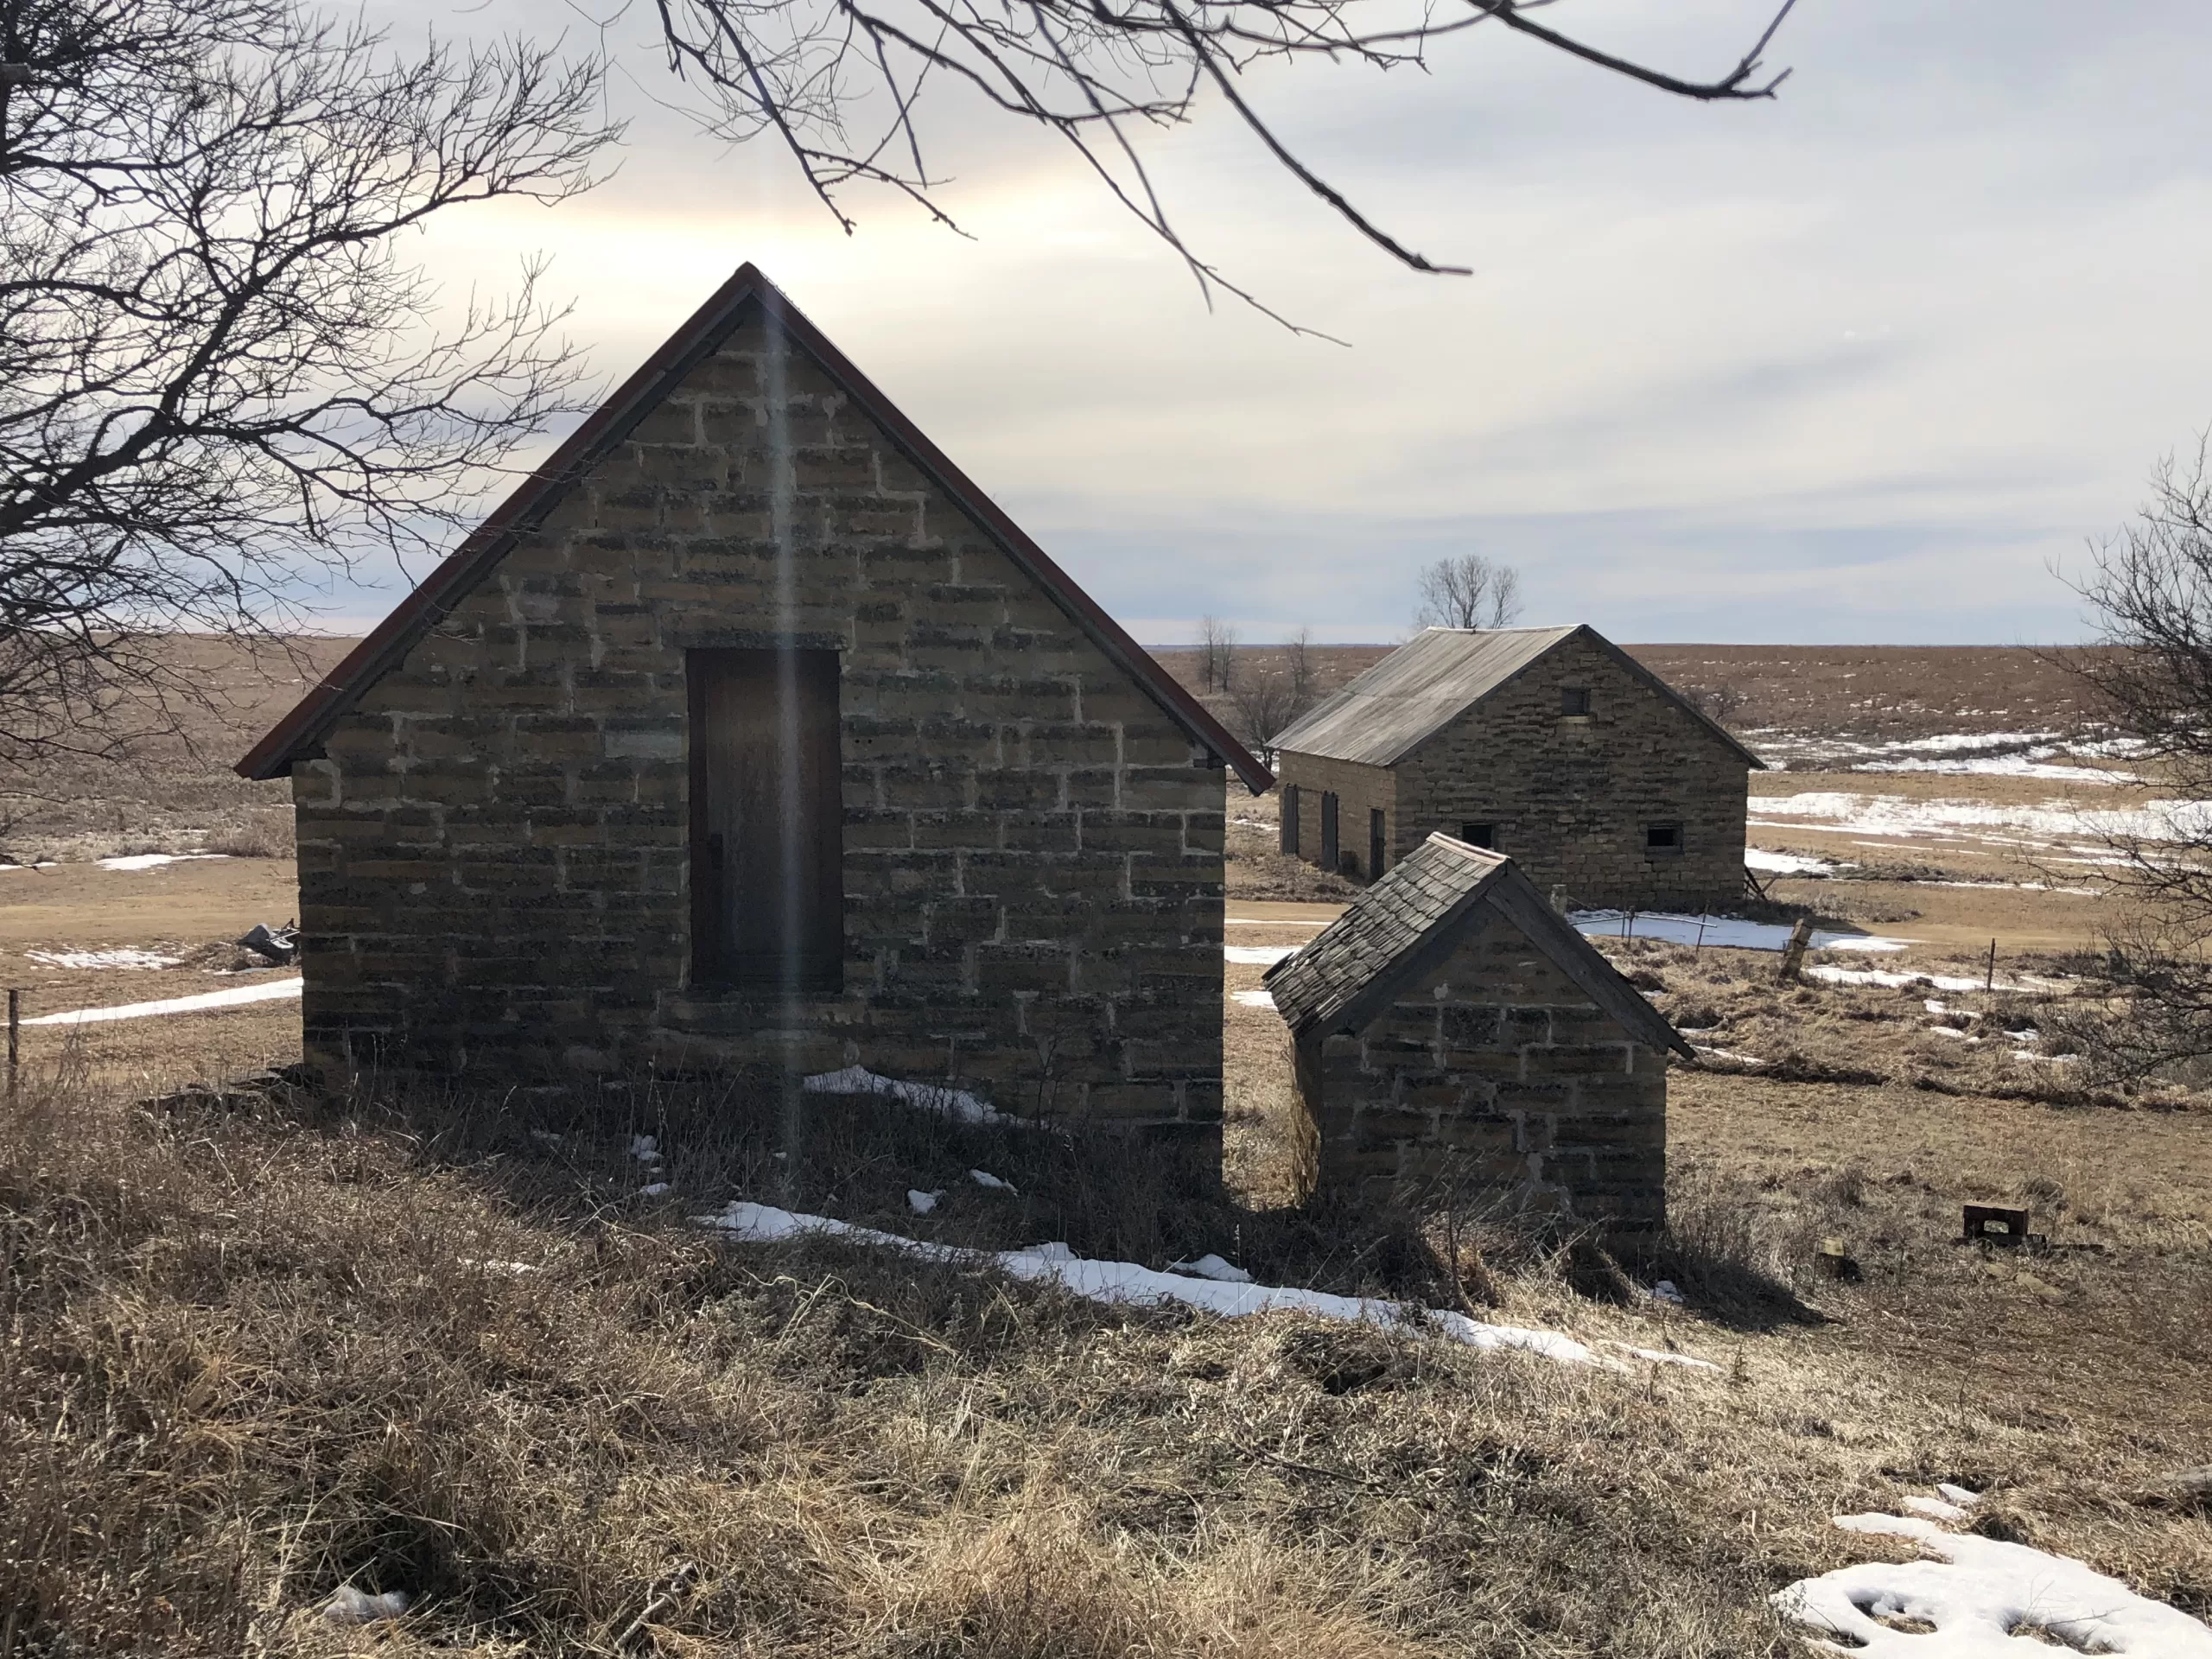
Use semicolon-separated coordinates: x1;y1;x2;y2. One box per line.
689;647;842;991
1369;808;1387;881
1560;686;1591;717
1645;820;1684;855
1280;784;1300;855
1459;822;1496;849
1319;791;1339;871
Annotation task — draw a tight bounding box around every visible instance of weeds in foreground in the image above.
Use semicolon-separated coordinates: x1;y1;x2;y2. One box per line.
4;1066;2209;1654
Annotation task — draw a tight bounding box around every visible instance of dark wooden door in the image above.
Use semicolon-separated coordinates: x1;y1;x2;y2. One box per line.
1369;808;1386;880
1280;785;1299;855
688;648;842;990
1319;791;1338;872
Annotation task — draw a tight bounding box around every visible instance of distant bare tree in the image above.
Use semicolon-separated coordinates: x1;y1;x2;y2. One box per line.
1414;556;1523;631
2053;440;2212;1078
0;0;612;771
1198;615;1237;691
636;0;1802;323
1227;671;1303;764
1681;682;1748;728
1286;626;1319;705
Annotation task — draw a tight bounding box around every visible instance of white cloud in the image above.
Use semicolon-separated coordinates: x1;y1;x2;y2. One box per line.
325;0;2212;645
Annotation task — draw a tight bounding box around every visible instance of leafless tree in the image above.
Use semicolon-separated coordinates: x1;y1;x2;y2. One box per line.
1681;681;1748;728
1285;626;1318;705
636;0;1802;326
0;0;613;772
1198;613;1236;691
1227;670;1302;764
1414;554;1522;631
2052;439;2212;1079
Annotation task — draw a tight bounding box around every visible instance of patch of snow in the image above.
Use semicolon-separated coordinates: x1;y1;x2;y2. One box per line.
1927;1025;1971;1041
1807;964;2062;995
1751;791;2212;850
969;1168;1017;1193
802;1065;1013;1125
1903;1494;1975;1523
23;976;302;1026
1230;988;1277;1010
530;1129;563;1146
630;1135;662;1165
1571;911;1911;953
1620;1344;1719;1370
639;1183;671;1198
1747;848;1850;875
1938;1483;1983;1507
1649;1280;1686;1305
1691;1046;1769;1067
24;948;181;969
1167;1253;1253;1283
96;852;229;872
0;861;58;871
458;1258;537;1276
1774;1506;2212;1656
1226;944;1300;966
692;1202;1707;1371
907;1188;943;1214
322;1586;410;1624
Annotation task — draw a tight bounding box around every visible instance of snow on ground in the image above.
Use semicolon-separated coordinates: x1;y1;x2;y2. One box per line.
1774;1501;2212;1656
1225;944;1300;966
95;852;229;872
1745;728;2151;776
23;948;181;969
694;1201;1716;1370
1806;963;2063;995
23;976;302;1026
1751;791;2212;851
1746;849;1851;876
803;1065;1014;1126
1570;911;1911;953
1231;988;1277;1010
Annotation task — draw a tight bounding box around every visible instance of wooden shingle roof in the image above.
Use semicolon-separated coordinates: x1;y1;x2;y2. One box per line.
1268;625;1764;770
235;264;1271;793
1263;834;1692;1055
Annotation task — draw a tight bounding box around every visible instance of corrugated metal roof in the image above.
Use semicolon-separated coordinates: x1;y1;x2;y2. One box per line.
1269;625;1764;770
1263;834;1690;1055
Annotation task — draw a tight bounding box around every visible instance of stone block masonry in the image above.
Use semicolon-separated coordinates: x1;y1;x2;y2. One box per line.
1300;919;1668;1231
292;309;1227;1142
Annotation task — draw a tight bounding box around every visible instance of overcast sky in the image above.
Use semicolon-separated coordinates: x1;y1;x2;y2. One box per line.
353;0;2212;645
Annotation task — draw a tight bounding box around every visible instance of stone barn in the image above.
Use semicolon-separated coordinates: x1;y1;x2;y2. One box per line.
238;263;1271;1143
1270;626;1764;909
1263;833;1689;1232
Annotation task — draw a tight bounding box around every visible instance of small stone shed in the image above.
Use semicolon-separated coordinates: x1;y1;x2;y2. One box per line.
238;263;1270;1141
1270;626;1764;909
1263;833;1690;1231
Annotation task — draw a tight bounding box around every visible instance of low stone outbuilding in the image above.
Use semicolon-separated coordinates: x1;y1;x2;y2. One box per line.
238;264;1269;1142
1263;833;1690;1231
1270;625;1764;909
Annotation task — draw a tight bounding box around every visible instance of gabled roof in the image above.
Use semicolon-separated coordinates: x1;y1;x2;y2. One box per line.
1263;834;1691;1056
236;264;1271;793
1268;625;1764;771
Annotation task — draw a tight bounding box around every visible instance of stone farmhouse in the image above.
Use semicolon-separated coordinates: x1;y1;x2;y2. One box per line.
1270;626;1764;909
238;264;1272;1145
1265;833;1689;1231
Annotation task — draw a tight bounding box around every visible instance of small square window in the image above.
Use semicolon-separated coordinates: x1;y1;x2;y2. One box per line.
1560;686;1591;717
1459;822;1496;849
1646;821;1684;854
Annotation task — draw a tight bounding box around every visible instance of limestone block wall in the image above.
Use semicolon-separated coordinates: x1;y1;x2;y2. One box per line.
1275;753;1395;880
1293;915;1667;1231
1393;635;1749;909
292;311;1227;1139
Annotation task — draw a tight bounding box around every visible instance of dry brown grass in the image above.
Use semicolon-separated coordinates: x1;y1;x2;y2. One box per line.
4;1044;2209;1656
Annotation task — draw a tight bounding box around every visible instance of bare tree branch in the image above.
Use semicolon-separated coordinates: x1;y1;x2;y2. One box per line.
1414;553;1522;630
0;0;616;772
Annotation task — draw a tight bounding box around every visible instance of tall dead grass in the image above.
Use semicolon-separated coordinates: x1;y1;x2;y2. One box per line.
5;1062;2208;1654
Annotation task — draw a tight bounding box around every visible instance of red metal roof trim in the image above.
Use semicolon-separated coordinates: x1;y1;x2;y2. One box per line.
236;264;1272;793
